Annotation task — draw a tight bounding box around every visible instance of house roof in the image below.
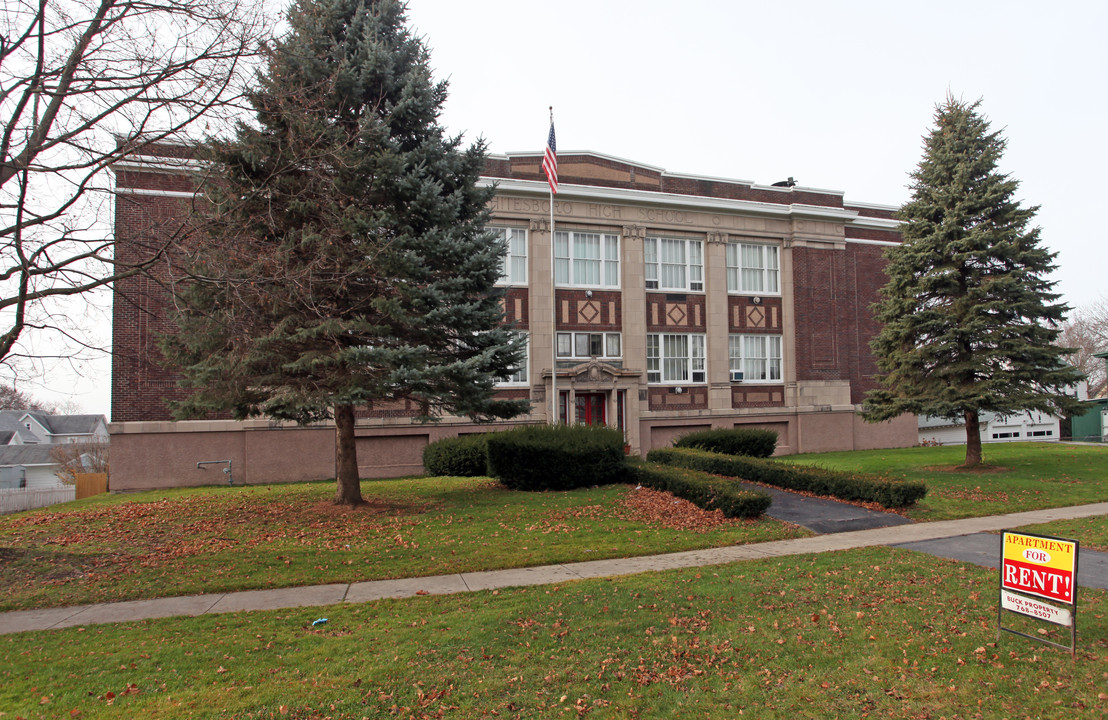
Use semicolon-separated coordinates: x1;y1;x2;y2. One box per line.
0;411;106;440
0;444;57;467
44;414;105;435
0;411;45;442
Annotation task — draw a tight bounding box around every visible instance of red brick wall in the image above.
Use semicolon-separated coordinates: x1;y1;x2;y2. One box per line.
728;296;783;333
503;288;530;329
648;386;709;411
111;185;198;422
792;243;889;403
555;289;622;331
645;293;706;333
732;386;786;408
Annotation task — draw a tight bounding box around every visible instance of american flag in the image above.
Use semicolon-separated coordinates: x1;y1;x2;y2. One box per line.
542;121;558;194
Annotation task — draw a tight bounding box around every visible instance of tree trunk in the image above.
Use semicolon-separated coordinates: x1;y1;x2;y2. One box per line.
963;409;983;468
334;403;364;506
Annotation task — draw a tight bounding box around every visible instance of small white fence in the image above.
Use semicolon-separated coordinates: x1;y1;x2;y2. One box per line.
0;486;75;515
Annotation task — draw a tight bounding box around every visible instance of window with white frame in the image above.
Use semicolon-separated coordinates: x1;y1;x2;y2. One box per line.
728;334;782;382
491;227;527;285
726;242;780;294
554;231;620;288
646;333;706;384
556;332;621;360
644;236;703;292
498;332;529;386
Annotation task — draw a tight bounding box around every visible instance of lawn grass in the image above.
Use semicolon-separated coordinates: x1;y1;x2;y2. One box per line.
782;442;1108;521
1;547;1104;719
0;477;808;612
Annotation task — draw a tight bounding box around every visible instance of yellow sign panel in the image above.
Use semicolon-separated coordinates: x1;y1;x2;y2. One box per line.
1001;531;1078;604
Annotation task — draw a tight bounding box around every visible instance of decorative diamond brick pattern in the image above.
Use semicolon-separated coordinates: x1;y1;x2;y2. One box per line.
577;300;600;324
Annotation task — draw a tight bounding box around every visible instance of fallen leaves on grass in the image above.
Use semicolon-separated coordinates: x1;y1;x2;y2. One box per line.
937;487;1009;503
619;486;750;532
1;491;437;585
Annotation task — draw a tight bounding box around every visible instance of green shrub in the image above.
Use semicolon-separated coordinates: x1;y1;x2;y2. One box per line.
486;424;627;491
673;428;778;458
625;460;772;519
647;447;927;508
422;435;489;477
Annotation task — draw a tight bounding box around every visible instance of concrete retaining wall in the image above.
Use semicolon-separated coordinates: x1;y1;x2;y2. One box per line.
110;411;917;491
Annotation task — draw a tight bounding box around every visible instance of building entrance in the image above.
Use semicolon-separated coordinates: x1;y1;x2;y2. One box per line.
574;393;606;426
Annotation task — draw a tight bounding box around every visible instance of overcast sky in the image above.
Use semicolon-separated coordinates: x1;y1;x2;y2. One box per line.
405;0;1106;305
32;0;1108;416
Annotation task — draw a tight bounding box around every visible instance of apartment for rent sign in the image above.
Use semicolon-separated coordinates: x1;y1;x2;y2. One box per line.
1001;531;1077;604
998;531;1079;657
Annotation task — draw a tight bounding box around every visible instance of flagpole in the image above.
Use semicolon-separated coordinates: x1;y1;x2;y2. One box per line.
547;108;558;425
550;192;557;424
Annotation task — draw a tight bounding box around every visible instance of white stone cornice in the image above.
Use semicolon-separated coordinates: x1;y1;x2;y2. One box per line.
114;187;197;199
112;156;204;175
481;177;860;224
845;200;900;212
848;215;902;230
844;237;900;247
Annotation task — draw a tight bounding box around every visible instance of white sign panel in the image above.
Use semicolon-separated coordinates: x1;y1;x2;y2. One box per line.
1001;589;1073;626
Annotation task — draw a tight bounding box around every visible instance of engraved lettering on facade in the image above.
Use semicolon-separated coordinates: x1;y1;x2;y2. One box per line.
585;204;622;219
637;208;695;225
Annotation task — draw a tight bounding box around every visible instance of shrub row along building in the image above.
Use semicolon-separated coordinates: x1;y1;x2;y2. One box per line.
110;144;915;490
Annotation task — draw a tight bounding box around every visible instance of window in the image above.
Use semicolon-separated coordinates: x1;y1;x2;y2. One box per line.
556;332;621;360
644;237;703;292
646;333;706;384
491;227;527;285
729;334;782;382
498;333;528;386
726;242;780;294
554;231;619;288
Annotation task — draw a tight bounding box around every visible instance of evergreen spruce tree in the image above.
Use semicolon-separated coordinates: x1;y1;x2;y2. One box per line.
864;97;1083;467
161;0;527;505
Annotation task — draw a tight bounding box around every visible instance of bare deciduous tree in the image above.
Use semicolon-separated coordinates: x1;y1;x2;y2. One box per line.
0;0;269;368
50;440;109;484
1060;295;1108;398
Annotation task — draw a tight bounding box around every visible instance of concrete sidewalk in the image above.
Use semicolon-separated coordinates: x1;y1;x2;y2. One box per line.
2;501;1106;636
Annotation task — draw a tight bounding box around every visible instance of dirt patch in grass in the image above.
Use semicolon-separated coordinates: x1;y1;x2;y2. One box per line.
923;464;1010;474
306;498;432;518
0;546;96;582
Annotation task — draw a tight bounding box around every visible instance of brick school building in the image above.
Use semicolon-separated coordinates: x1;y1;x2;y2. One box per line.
109;145;914;489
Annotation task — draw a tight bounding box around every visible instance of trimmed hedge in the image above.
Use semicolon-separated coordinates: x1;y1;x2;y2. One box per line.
625;460;772;519
647;447;928;508
674;428;778;458
422;434;489;477
486;424;626;491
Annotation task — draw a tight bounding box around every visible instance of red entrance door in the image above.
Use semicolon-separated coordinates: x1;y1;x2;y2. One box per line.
575;393;606;426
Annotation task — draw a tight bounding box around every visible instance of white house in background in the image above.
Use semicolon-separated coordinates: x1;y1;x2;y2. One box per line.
0;412;109;489
918;410;1062;446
